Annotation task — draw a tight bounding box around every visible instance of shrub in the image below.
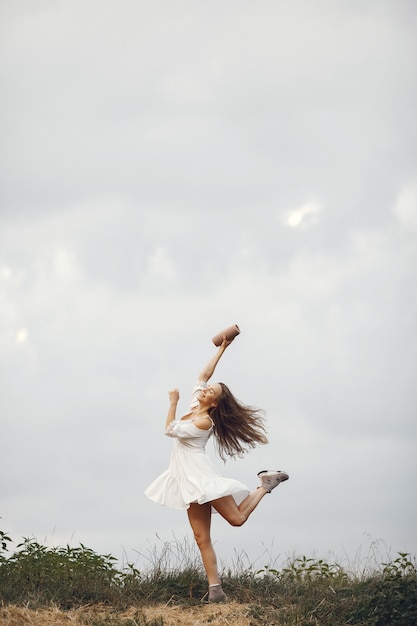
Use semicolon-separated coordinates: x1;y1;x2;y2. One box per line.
1;527;416;625
362;553;417;626
0;537;123;606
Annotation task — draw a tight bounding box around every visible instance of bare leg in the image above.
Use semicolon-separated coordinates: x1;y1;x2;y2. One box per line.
187;502;220;585
211;487;268;526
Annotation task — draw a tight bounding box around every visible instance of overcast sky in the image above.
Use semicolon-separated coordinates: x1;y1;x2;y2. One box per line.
1;0;416;573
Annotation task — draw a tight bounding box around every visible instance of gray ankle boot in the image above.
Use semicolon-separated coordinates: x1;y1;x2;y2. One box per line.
208;583;227;602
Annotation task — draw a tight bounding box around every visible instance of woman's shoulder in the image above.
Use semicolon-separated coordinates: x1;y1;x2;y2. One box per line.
191;415;213;431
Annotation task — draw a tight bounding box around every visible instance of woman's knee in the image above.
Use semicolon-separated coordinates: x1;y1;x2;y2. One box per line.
211;497;244;526
227;513;245;527
216;508;246;526
189;522;211;548
192;531;212;550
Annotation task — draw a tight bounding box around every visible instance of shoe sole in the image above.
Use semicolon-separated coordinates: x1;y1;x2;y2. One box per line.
258;470;289;481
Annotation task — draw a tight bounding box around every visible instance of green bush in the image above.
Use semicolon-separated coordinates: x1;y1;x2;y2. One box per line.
0;536;123;606
1;527;416;625
255;552;417;625
362;553;417;626
0;532;207;607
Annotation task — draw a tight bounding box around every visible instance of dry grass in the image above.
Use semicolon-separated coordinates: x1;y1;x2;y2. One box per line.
0;603;258;626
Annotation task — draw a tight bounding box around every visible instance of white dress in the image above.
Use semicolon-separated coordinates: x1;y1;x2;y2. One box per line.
144;381;250;510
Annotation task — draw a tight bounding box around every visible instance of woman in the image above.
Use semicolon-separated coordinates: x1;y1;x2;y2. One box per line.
145;334;289;602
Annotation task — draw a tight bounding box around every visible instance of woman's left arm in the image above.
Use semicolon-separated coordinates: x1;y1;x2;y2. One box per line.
197;336;234;382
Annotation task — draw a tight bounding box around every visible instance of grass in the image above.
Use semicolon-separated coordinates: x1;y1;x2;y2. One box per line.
1;528;416;625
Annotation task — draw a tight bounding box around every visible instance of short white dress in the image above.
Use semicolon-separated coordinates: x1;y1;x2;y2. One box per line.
144;381;250;510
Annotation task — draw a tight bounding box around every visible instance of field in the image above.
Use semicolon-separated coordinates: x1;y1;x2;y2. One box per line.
1;530;416;625
0;603;258;626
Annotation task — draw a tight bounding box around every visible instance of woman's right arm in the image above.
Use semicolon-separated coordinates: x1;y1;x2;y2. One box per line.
165;388;180;429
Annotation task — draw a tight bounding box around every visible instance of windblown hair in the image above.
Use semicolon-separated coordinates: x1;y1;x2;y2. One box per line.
209;383;268;461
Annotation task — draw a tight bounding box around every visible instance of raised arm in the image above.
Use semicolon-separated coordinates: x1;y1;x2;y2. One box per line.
165;388;179;429
197;335;234;382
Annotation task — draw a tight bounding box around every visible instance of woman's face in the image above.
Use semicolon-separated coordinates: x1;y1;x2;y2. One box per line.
198;383;222;408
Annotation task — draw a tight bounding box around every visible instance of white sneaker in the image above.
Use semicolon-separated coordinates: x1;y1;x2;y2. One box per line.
257;470;289;493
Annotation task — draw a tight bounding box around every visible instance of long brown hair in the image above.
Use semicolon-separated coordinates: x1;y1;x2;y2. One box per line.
209;383;268;461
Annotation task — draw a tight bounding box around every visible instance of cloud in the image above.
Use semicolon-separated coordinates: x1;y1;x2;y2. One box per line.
144;246;178;287
393;183;417;230
281;201;322;230
1;1;416;572
15;328;28;343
